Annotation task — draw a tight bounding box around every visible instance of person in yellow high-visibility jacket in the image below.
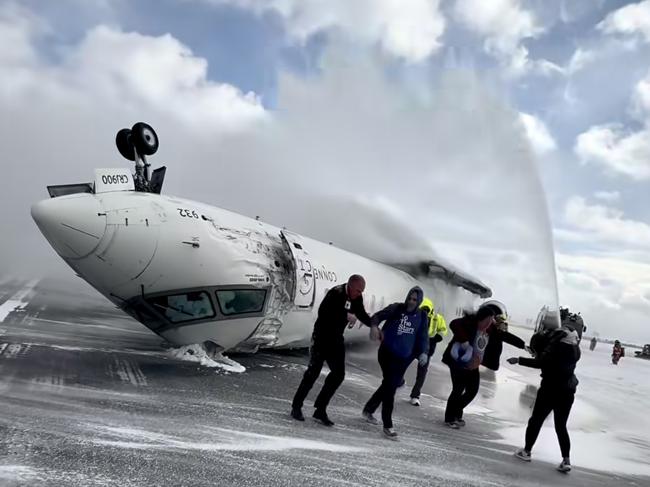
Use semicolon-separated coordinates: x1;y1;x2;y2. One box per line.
409;297;448;405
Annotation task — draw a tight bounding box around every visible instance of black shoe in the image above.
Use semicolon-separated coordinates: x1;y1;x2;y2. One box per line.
313;409;334;427
290;407;304;421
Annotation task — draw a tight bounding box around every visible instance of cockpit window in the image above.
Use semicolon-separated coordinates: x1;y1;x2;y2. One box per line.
147;291;215;323
216;289;267;316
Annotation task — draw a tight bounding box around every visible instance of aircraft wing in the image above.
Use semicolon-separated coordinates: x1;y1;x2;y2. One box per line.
390;260;492;299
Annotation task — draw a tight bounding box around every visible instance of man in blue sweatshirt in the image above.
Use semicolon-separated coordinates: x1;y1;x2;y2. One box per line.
362;286;429;438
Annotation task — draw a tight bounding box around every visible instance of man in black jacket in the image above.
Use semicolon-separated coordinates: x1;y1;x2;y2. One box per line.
510;327;581;473
291;275;379;426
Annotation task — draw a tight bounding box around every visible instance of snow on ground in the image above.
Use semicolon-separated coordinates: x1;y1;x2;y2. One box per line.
487;326;650;476
0;279;39;322
88;425;366;453
1;284;648;486
168;343;246;372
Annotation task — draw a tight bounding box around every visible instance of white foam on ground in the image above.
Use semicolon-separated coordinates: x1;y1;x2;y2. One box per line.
496;426;650;476
0;465;40;481
91;425;364;453
168;344;246;373
0;279;39;322
489;328;650;476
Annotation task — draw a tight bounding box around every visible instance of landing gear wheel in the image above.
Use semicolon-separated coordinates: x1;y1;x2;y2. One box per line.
115;128;135;161
131;122;159;156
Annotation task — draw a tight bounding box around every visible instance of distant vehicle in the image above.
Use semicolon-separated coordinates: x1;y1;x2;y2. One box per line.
31;122;491;357
634;344;650;360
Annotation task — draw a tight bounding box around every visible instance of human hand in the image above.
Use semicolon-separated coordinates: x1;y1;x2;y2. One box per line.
432;334;443;343
506;357;519;365
418;353;428;367
524;345;533;355
347;313;357;328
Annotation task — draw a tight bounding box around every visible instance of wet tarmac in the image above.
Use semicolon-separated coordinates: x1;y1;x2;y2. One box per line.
0;277;648;486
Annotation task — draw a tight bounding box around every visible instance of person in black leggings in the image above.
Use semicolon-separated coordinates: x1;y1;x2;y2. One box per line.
509;326;581;473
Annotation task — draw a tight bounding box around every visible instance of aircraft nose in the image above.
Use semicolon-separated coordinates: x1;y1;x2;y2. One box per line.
31;195;107;259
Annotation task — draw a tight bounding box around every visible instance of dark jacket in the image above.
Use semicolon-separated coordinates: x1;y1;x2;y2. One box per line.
312;284;371;343
442;316;525;371
519;329;581;391
371;286;429;360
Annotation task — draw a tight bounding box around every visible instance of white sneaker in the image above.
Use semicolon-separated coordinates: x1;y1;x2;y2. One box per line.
409;397;420;406
383;427;398;439
557;458;571;473
514;448;532;462
362;410;379;425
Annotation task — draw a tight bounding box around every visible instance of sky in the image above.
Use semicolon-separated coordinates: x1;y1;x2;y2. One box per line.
0;0;649;343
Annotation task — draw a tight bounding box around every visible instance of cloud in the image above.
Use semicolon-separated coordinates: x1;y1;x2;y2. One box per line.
0;3;563;328
564;196;650;247
453;0;542;76
574;70;650;180
633;72;650;116
518;112;557;155
0;8;266;134
556;251;650;341
203;0;446;63
598;0;650;44
566;47;597;74
557;194;650;342
574;123;650;180
593;190;621;202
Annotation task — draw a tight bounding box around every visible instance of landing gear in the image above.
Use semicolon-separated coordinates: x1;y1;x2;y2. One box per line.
115;128;136;161
131;122;159;156
114;122;164;193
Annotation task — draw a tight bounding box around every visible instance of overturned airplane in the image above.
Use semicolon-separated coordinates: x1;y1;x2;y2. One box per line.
31;123;491;355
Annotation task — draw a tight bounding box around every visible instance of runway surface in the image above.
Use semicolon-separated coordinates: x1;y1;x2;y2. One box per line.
0;277;648;486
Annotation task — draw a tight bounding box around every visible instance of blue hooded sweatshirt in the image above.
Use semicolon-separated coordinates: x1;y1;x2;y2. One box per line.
370;286;429;359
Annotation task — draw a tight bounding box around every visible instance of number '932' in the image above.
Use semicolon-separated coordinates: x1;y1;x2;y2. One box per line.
177;208;199;219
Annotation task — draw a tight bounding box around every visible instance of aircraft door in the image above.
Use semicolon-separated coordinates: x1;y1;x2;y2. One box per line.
280;230;315;308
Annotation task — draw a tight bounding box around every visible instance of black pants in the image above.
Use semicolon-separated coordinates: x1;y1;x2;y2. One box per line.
410;340;438;399
524;385;575;458
292;339;345;411
363;347;411;428
444;367;480;423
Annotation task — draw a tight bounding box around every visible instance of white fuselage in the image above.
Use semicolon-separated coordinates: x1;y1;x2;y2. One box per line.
32;184;479;351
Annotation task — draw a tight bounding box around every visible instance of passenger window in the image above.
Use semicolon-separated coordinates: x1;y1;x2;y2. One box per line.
216;289;267;316
147;291;215;323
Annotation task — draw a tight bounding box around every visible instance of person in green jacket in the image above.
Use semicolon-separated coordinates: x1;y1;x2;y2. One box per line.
409;297;448;406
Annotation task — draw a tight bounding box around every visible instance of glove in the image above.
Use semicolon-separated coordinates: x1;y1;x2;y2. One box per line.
418;353;428;367
507;357;519;365
524;345;533;355
432;333;443;343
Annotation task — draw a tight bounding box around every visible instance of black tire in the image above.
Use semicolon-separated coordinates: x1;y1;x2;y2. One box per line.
116;128;135;161
131;122;159;156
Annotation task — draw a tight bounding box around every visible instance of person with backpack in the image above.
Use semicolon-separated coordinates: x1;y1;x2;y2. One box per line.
510;326;581;473
361;286;429;439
